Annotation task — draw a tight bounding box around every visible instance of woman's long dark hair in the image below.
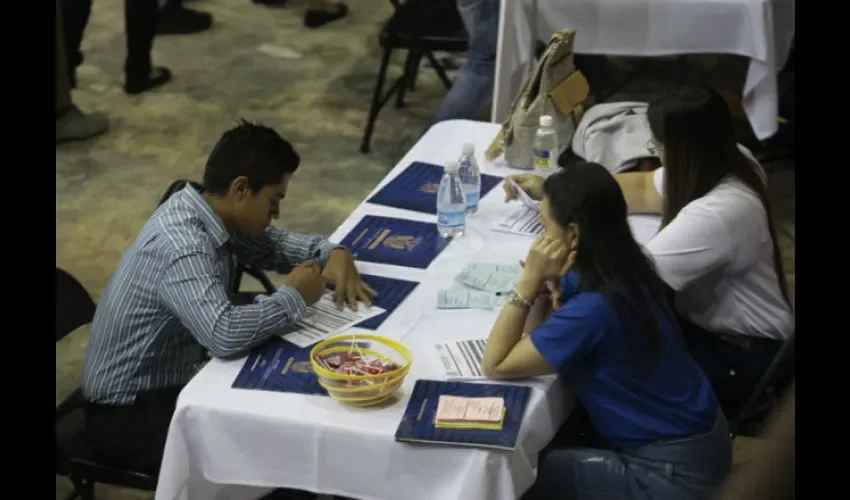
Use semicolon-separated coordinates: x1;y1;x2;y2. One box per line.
647;86;791;308
543;164;674;374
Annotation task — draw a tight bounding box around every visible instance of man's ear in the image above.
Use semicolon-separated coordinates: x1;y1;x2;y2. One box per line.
229;176;251;200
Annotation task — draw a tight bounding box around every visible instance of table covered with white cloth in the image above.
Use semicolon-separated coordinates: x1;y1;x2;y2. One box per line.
493;0;795;141
154;120;662;500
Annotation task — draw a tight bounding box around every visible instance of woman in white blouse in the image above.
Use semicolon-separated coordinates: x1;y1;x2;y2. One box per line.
504;86;794;418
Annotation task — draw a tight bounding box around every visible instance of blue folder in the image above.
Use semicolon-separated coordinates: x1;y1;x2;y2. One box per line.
394;379;532;451
338;215;448;269
328;274;420;330
232;339;327;395
367;161;503;215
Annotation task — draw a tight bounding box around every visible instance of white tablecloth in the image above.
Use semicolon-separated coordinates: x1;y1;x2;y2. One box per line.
155;120;662;500
492;0;795;141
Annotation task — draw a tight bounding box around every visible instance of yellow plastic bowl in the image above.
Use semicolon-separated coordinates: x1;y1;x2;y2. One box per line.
310;334;413;407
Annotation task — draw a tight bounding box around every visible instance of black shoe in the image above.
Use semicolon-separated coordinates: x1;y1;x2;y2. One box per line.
157;5;213;35
252;0;288;7
304;2;348;28
125;67;173;95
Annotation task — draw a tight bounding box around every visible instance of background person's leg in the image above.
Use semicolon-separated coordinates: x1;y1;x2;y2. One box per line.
125;0;172;94
60;0;93;88
56;0;108;143
427;0;499;129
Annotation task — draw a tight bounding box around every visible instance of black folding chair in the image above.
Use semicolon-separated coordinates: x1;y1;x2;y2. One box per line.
729;335;795;438
360;0;469;153
158;180;277;304
55;268;158;500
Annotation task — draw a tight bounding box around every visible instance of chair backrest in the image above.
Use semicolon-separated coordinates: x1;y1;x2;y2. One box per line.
158;179;204;207
56;268;96;342
731;333;795;434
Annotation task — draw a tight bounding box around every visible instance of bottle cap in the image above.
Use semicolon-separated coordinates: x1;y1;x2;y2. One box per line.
539;115;553;127
462;142;475;154
444;160;459;173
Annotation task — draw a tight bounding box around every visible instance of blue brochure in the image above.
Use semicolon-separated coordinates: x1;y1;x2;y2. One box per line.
394;379;532;451
333;274;419;330
338;215;448;269
368;161;503;215
232;339;327;396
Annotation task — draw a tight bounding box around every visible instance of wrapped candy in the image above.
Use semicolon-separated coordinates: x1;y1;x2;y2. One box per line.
315;351;401;397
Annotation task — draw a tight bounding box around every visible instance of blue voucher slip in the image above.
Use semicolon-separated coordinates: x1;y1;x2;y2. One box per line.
231;339;327;396
394;379;532;451
367;161;503;215
338;216;448;269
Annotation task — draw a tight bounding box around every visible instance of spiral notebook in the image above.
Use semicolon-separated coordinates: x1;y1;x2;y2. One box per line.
394;379;532;451
338;215;449;269
367;161;503;215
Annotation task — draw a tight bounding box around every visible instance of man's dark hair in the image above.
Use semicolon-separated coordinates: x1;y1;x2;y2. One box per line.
203;119;300;195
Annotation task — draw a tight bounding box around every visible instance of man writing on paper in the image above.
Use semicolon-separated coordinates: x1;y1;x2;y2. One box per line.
80;120;376;479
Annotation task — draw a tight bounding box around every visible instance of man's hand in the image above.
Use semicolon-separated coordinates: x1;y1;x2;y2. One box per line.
323;249;377;311
284;262;328;306
504;174;545;202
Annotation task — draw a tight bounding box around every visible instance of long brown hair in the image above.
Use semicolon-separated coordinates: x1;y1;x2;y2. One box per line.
647;86;791;308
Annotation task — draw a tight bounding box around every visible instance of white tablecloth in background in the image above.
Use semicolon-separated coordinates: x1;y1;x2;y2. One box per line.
492;0;795;141
155;120;662;500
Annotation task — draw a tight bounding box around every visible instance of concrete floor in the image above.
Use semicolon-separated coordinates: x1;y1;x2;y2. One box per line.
56;1;794;498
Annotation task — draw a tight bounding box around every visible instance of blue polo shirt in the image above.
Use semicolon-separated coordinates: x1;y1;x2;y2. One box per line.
531;272;718;449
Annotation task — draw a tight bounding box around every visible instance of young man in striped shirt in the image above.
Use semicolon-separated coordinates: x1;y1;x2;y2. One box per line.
80;120;374;489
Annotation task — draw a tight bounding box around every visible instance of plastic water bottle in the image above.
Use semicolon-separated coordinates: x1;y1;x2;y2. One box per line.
437;160;466;238
533;115;558;176
458;142;481;217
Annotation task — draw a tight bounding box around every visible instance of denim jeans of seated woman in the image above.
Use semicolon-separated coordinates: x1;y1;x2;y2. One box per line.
427;0;499;129
523;413;733;500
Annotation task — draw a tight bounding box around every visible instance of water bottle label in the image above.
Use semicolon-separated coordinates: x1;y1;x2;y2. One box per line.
533;149;552;170
464;190;479;209
438;210;465;228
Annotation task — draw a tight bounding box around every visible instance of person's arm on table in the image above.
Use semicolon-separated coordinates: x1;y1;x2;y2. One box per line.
482;237;574;379
231;226;340;273
233;227;376;310
159;248;325;359
504;170;664;215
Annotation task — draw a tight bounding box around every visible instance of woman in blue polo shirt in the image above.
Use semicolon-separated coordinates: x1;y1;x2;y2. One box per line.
481;163;732;499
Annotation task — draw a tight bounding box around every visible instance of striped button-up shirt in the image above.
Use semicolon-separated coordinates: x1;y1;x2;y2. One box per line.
82;185;339;405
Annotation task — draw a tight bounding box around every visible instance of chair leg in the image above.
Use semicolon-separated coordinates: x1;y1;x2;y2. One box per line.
360;46;394;154
65;476;95;500
409;50;422;91
396;49;417;108
425;50;453;90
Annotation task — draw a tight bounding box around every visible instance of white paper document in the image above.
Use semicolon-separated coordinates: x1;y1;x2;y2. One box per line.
280;292;386;348
455;263;524;293
508;178;540;212
434;338;489;379
492;206;544;238
437;289;506;310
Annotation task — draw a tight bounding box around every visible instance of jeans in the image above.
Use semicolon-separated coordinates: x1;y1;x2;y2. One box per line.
524;413;733;500
680;317;790;418
428;0;500;127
